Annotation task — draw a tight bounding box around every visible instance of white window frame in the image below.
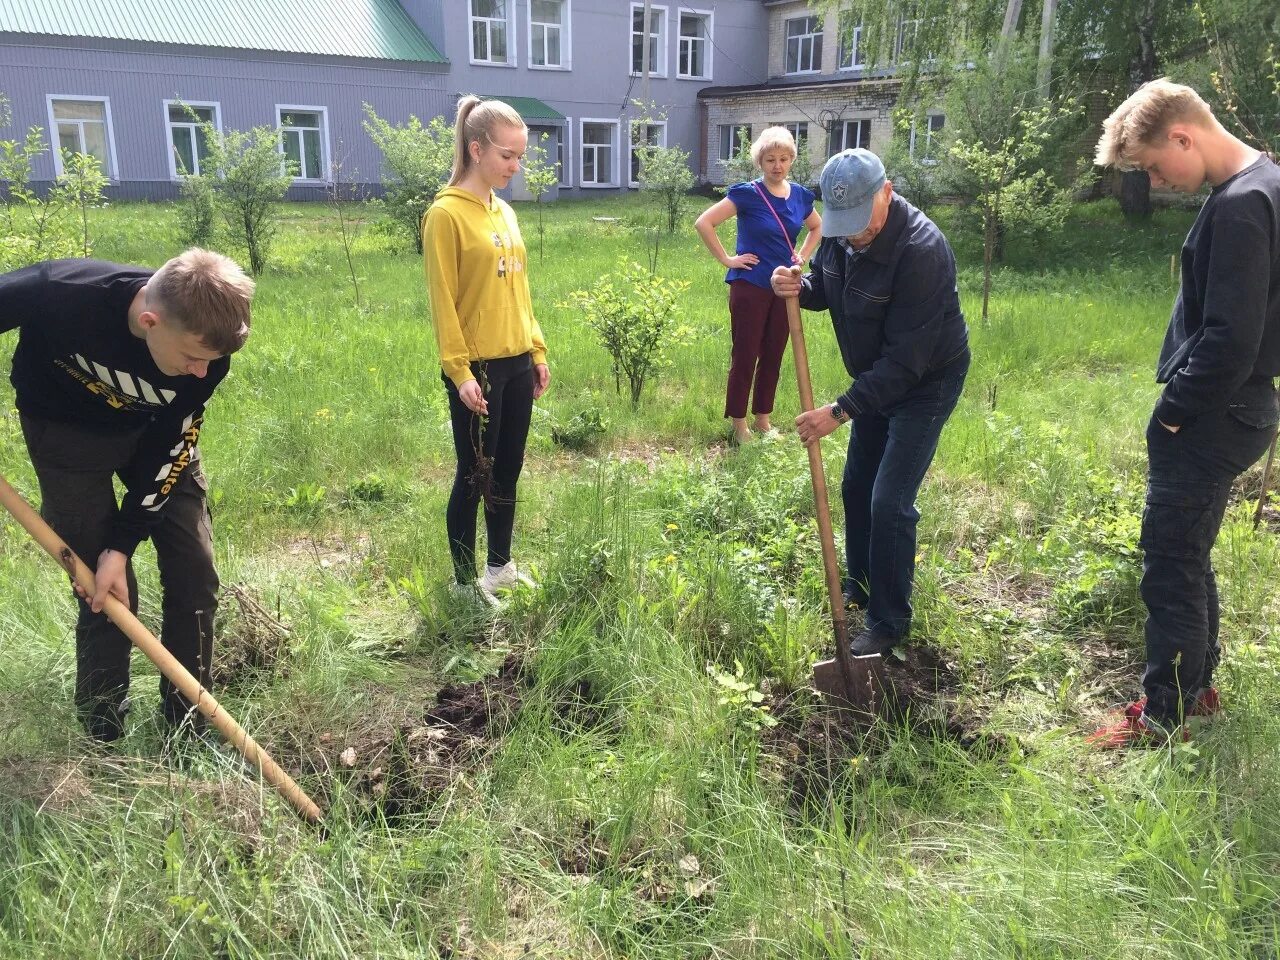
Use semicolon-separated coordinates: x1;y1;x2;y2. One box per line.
527;122;571;187
784;16;823;75
837;10;865;70
910;112;946;165
527;0;571;70
628;119;667;188
630;3;668;78
717;123;750;163
579;118;619;188
828;117;872;156
470;0;516;67
782;121;809;146
162;99;221;180
275;104;331;183
45;94;119;180
676;7;713;80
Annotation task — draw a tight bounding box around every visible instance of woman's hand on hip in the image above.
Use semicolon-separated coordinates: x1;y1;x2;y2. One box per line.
458;379;489;415
533;363;551;400
725;253;760;269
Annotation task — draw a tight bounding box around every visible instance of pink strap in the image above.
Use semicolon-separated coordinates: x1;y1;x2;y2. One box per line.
752;180;801;265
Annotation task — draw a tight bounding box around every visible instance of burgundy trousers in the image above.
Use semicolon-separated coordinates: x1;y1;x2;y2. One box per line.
724;279;790;419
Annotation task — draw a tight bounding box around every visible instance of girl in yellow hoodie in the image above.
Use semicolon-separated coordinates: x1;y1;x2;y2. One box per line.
424;95;550;605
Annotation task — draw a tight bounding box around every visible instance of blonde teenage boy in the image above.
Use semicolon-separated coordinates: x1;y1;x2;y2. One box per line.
1090;79;1280;746
1;250;254;742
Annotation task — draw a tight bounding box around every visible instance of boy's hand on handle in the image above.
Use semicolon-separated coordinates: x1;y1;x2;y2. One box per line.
725;253;760;269
459;379;489;415
79;549;129;613
533;363;551;400
771;265;803;298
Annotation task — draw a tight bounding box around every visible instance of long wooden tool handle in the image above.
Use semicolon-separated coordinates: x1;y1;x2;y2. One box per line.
785;291;859;691
1254;431;1278;529
0;474;322;824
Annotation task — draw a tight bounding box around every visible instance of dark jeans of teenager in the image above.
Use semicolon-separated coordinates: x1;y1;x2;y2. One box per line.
842;350;970;639
21;415;219;742
1140;392;1278;725
725;279;790;419
444;353;534;583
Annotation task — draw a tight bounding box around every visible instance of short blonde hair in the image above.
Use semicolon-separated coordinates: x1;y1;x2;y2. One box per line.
751;126;798;168
1095;78;1214;170
147;248;253;354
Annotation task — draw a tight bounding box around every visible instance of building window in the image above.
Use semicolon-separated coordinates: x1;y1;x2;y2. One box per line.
895;15;936;64
164;101;219;178
782;121;809;145
631;3;668;77
677;8;712;79
528;124;569;185
529;0;568;69
471;0;512;65
277;106;328;181
838;10;865;70
46;96;117;178
785;16;822;74
912;113;945;163
629;121;666;187
580;119;617;187
828;118;871;156
717;124;751;162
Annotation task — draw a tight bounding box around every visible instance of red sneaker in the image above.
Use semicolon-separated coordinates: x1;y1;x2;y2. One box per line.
1133;686;1221;720
1087;702;1189;750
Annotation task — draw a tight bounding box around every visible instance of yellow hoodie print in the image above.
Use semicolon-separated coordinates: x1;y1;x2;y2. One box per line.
423;186;548;390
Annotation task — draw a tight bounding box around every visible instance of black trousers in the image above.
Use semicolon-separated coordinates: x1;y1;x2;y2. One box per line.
1139;388;1278;724
21;415;219;741
443;354;534;583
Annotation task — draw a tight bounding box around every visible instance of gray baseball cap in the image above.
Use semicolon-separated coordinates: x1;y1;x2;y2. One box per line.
820;148;886;238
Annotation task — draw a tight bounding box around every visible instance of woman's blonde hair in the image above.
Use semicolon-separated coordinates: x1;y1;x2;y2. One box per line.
448;95;527;186
1095;78;1214;170
750;126;798;168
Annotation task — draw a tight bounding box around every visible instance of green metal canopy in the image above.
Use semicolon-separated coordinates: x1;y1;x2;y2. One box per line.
0;0;445;62
487;96;566;122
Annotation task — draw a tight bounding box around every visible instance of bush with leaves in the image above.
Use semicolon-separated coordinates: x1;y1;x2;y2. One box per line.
362;104;454;253
563;260;692;408
720;127;756;192
523;133;560;261
176;173;216;248
200;124;292;276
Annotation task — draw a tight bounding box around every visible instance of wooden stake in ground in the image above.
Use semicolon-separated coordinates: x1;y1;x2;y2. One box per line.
1256;432;1278;529
0;473;322;824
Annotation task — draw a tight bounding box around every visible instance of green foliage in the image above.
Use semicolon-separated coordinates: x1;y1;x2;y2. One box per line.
630;112;695;236
362;104;454;254
564;260;692;407
176;173;216;248
720;126;756;191
522;132;560;261
200;122;292;276
708;660;777;733
551;408;608;451
0;97;105;269
790;136;816;188
1197;0;1280;154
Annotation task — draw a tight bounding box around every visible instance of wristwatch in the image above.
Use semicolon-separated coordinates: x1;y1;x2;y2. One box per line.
829;403;849;424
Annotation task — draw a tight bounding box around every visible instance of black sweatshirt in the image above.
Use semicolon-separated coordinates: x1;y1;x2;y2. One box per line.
1154;154;1280;428
798;194;969;417
1;259;229;556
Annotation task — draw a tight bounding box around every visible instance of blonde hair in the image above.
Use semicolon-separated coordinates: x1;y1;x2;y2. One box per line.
751;126;798;168
1095;78;1215;170
448;95;527;186
146;248;253;355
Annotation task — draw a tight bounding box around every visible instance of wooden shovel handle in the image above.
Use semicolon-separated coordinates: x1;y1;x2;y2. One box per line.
785;288;860;694
0;473;322;824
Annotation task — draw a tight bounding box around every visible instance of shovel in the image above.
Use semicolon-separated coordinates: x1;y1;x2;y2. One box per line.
785;286;886;714
0;473;322;824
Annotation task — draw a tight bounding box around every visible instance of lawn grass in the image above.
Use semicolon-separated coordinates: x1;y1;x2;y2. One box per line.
0;192;1277;958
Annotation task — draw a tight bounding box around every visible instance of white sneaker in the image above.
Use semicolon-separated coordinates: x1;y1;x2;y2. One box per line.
450;580;501;609
481;561;536;594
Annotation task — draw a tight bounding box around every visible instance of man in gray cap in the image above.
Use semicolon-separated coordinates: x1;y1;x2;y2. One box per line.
772;148;970;656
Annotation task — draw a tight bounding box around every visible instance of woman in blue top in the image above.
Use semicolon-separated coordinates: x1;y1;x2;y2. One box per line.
695;126;821;445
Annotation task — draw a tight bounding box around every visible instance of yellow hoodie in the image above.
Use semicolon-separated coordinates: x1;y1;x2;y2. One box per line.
423;186;548;389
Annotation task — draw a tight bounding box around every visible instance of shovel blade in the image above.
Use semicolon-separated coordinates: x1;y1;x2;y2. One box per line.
812;655;887;714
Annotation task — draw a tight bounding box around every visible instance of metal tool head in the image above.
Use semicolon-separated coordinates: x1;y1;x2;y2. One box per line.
812;654;888;715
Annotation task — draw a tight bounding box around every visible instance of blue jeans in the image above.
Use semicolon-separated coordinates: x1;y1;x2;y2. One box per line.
842;351;969;639
1140;392;1278;724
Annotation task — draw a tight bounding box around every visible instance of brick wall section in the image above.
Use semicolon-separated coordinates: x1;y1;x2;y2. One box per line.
702;79;900;186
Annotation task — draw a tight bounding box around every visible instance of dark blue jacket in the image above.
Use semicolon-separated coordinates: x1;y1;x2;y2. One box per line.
799;194;968;416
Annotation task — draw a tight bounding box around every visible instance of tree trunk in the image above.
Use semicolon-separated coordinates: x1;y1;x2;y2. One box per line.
982;213;995;323
1121;0;1158;223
